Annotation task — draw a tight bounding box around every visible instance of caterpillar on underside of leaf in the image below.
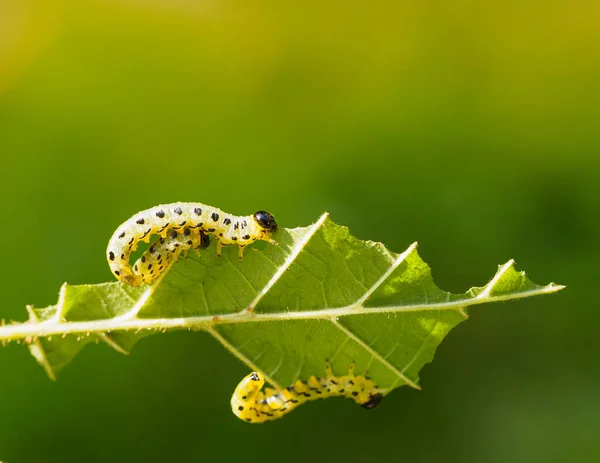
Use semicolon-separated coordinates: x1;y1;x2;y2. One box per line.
231;362;383;423
107;202;277;286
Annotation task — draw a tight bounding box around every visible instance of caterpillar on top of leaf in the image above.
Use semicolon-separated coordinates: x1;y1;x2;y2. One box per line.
107;202;277;286
231;362;383;423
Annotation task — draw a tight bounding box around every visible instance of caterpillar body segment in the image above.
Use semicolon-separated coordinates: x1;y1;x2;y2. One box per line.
231;363;383;423
107;203;277;286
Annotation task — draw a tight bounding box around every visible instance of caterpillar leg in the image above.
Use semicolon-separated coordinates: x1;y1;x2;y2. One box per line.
199;231;210;249
190;230;210;256
238;245;246;260
119;267;143;287
216;240;223;257
347;361;355;375
325;360;334;378
325;359;355;378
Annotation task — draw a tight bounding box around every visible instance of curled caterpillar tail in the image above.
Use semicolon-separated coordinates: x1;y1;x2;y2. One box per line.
231;362;383;423
129;229;210;285
107;203;277;286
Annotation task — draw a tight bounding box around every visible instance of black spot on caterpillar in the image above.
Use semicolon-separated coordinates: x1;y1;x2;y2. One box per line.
231;362;383;423
107;203;277;286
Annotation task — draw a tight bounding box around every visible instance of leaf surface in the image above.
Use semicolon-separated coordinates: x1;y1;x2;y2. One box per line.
0;213;563;394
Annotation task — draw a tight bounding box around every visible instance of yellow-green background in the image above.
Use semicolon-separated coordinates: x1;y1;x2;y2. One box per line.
1;1;598;462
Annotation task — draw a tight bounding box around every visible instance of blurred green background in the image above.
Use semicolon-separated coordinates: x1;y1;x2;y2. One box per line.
1;1;598;462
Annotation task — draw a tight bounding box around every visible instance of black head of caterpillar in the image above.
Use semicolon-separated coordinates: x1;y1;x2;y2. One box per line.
253;211;277;233
107;203;278;286
231;362;383;423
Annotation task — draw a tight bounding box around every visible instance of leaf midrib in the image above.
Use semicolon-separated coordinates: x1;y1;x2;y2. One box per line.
0;283;562;340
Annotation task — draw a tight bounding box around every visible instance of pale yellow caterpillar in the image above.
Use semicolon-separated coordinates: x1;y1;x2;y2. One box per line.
231;362;383;423
107;203;277;286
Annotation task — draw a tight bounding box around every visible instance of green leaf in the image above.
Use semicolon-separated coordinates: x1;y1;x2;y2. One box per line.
1;213;563;397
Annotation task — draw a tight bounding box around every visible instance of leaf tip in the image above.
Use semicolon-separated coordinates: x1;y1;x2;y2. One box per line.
100;334;131;355
547;283;566;292
317;211;330;224
28;340;57;381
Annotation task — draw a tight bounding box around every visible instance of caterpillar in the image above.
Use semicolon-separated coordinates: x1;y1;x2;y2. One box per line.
107;203;277;286
231;362;383;423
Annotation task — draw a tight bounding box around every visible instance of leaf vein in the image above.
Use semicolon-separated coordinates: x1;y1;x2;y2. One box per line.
246;213;328;311
332;319;420;390
206;326;282;390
